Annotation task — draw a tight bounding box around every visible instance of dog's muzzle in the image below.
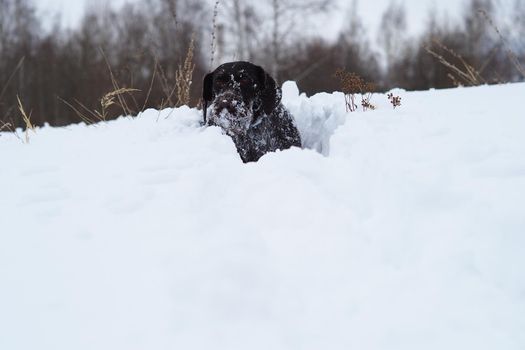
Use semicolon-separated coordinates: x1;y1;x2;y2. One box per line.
209;91;252;136
214;92;239;114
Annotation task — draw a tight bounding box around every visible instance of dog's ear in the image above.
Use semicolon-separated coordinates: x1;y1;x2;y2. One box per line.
203;72;214;102
256;66;281;115
202;72;214;124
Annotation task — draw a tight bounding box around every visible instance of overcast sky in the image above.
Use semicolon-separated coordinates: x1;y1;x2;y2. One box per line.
36;0;466;40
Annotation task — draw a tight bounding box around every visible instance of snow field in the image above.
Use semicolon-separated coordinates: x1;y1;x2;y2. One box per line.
1;82;524;350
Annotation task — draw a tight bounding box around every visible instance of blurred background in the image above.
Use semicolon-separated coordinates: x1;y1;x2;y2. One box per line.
1;0;524;128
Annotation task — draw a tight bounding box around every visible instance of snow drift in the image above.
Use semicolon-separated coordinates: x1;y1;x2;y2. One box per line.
1;82;524;350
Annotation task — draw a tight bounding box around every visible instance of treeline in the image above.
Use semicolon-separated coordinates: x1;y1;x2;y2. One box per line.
1;0;524;129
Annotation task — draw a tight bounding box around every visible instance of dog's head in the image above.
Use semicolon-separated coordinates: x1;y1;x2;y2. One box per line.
202;61;281;136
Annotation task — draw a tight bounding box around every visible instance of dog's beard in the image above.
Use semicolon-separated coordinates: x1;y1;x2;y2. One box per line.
209;95;253;137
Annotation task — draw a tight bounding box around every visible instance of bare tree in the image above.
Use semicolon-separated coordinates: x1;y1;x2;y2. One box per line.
0;0;40;125
216;0;260;63
267;0;333;81
337;0;381;85
216;0;333;82
377;1;407;74
512;0;525;74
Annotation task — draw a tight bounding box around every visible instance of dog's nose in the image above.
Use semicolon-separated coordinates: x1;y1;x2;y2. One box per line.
216;98;237;114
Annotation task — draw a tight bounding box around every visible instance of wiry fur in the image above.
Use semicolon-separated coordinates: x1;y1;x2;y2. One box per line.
202;61;301;163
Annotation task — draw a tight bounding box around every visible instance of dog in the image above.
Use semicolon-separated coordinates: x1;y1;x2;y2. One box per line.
202;61;302;163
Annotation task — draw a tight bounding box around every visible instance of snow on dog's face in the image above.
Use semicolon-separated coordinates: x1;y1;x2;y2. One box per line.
202;61;280;136
208;80;253;136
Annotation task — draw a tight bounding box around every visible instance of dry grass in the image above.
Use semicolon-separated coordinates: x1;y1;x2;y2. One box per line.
141;57;158;112
0;57;25;103
17;95;35;143
156;36;197;111
100;48;136;116
175;36;196;107
424;8;525;87
479;9;525;80
59;88;139;125
99;88;140;120
59;47;141;125
335;69;376;112
59;39;196;124
425;39;485;87
0;120;13;133
0;118;23;142
58;96;97;125
157;61;176;109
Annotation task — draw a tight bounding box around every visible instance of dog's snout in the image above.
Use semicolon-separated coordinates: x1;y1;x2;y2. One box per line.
214;91;241;114
216;99;236;114
217;99;228;109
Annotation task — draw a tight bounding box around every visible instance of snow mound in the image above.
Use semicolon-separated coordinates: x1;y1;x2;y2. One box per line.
1;82;525;350
282;80;348;155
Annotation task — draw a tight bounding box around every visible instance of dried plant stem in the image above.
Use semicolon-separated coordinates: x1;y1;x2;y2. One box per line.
425;40;485;86
210;0;220;70
156;61;176;109
335;69;376;112
175;36;196;107
142;57;158;112
0;120;13;132
167;0;178;27
0;56;25;102
387;93;401;109
100;48;133;116
74;98;101;122
58;96;96;125
58;87;138;125
361;92;376;111
344;94;357;112
17;95;35;143
98;88;139;121
479;9;525;80
0;118;22;142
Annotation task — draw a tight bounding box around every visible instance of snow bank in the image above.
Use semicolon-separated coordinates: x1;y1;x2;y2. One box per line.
1;82;524;350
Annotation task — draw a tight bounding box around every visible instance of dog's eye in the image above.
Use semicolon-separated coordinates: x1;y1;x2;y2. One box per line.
239;78;252;87
215;76;229;86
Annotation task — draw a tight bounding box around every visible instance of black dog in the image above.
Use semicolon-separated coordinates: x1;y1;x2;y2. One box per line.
202;61;301;163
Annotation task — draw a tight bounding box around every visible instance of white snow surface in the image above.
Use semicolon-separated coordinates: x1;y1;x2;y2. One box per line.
1;82;525;350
